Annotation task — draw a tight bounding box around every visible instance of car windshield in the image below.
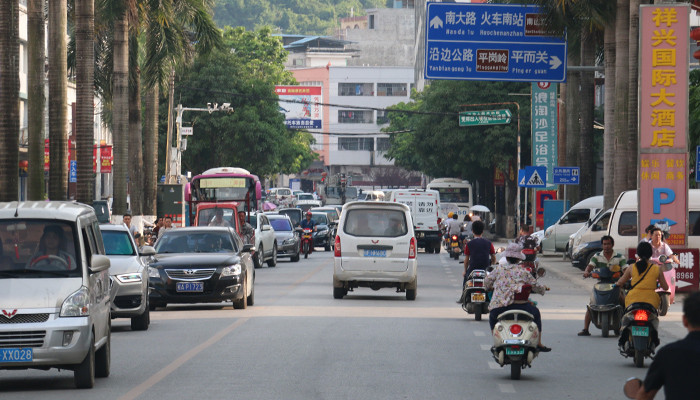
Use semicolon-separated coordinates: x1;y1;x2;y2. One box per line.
155;230;237;253
311;213;329;225
344;209;408;237
102;230;136;256
298;194;314;201
279;209;301;226
0;219;81;278
197;208;236;227
314;209;339;223
270;218;292;231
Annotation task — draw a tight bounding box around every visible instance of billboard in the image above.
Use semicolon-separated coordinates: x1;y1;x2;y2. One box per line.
275;85;323;129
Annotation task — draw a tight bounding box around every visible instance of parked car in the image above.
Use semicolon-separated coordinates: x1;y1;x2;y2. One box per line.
311;212;334;251
278;207;303;228
267;214;300;262
148;227;255;309
333;201;418;300
570;239;603;270
567;208;612;260
541;195;604;253
248;212;278;268
0;201;111;388
101;223;153;331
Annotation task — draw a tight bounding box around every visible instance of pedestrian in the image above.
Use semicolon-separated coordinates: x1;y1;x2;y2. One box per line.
122;211;138;238
152;217;163;238
157;216;173;240
237;211;255;245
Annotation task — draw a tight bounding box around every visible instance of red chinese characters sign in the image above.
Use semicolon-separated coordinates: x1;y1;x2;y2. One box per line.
44;140;113;173
639;5;689;246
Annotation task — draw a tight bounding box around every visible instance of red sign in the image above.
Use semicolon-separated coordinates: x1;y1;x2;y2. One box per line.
44;139;50;171
494;166;505;187
100;146;112;173
627;248;699;293
536;190;557;229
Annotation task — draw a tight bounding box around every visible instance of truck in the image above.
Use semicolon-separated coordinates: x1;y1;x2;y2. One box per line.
387;189;442;253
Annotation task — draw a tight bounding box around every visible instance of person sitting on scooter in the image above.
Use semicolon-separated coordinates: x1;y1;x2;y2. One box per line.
445;212;461;237
649;227;679;265
484;242;551;352
578;235;627;336
615;241;669;347
300;211;317;231
463;220;495;287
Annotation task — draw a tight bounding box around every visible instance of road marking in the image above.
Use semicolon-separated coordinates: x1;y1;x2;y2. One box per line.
499;383;516;393
118;317;249;400
488;361;501;369
473;331;486;337
480;344;492;351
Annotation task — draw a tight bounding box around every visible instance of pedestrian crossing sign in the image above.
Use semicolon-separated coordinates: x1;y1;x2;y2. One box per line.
518;166;547;188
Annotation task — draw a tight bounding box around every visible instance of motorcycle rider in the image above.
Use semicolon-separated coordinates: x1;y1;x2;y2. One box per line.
649;227;680;265
462;220;496;288
484;242;551;352
578;235;626;336
445;212;462;252
632;290;700;400
615;241;669;349
300;211;317;231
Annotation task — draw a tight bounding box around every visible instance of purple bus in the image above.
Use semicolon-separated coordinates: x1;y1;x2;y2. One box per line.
185;167;262;225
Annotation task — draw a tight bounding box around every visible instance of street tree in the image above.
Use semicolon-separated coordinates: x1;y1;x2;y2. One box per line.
27;0;45;200
0;0;20;201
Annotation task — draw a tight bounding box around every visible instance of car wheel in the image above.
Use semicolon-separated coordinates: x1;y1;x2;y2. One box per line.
247;276;255;306
291;248;300;262
333;287;346;299
233;275;247;309
131;306;150;331
74;333;95;388
267;245;277;267
434;242;441;254
253;245;263;268
95;329;110;378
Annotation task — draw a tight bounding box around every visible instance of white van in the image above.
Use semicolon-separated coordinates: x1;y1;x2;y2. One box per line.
541;195;604;253
568;208;612;258
608;190;700;253
387;189;442;253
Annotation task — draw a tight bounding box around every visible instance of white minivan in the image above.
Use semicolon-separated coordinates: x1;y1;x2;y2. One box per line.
387;189;442;253
541;195;604;253
333;201;418;300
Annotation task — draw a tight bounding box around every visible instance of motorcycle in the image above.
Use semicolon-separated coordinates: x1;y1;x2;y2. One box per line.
490;268;547;380
585;268;623;337
448;234;461;260
460;269;489;321
652;254;677;316
300;228;313;259
619;302;659;368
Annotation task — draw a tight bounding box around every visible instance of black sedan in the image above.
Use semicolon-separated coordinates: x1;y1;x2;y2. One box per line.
148;227;255;309
311;212;334;251
570;239;603;270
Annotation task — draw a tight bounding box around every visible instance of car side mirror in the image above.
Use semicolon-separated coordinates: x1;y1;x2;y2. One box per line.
242;244;255;253
89;254;110;273
140;245;156;256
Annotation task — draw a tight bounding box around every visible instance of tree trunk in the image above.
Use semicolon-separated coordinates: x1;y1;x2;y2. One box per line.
112;10;129;214
604;19;617;210
27;0;45;200
566;51;581;204
129;49;144;215
558;82;567;200
48;0;68;200
614;0;630;199
627;0;641;190
143;85;159;215
0;0;20;201
75;0;94;204
579;27;596;199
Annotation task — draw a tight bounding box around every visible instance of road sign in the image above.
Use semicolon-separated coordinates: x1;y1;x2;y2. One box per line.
518;166;546;188
69;160;77;183
424;2;567;82
553;167;580;185
459;109;511;126
696;145;700;183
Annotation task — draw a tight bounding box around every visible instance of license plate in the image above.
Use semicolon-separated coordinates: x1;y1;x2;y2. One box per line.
1;348;33;363
506;347;525;355
451;242;459;247
471;293;486;302
176;282;204;292
364;249;386;257
631;326;649;337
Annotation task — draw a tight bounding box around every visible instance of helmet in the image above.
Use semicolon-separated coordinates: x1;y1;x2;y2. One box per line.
447;212;454;219
306;211;312;217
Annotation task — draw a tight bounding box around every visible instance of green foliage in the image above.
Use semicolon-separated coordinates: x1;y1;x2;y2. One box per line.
175;27;316;177
384;81;530;185
212;0;387;35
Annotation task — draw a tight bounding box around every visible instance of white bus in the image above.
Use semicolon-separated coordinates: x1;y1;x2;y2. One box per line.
426;178;474;221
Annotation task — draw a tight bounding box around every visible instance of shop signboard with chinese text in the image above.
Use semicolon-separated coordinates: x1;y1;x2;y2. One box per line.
275;85;323;129
639;5;689;247
628;248;698;293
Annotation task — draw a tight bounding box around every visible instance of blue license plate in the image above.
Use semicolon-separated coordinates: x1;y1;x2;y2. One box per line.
176;282;204;292
1;348;33;363
631;326;649;337
364;249;387;257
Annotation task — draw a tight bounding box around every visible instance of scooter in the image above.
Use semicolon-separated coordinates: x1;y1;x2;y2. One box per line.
619;302;659;368
461;269;489;321
585;268;623;337
449;234;461;259
300;228;313;259
652;254;677;316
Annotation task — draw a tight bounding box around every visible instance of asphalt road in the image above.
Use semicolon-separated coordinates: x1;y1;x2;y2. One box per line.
1;244;687;399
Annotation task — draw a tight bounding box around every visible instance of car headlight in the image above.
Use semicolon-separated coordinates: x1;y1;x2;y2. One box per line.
60;286;90;317
116;273;142;283
544;226;554;238
573;244;587;255
148;267;160;279
221;264;242;277
283;237;296;245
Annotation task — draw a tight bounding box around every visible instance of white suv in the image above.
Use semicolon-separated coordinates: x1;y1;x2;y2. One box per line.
248;212;277;268
333;202;418;300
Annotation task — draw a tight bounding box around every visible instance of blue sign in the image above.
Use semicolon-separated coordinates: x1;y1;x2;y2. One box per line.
553;167;580;185
424;2;567;82
696;146;700;183
518;166;547;188
69;161;77;183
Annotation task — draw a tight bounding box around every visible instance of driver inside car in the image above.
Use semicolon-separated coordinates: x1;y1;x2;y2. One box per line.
27;224;77;271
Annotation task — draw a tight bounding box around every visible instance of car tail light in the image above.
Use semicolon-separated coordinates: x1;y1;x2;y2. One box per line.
334;236;341;257
409;237;416;259
437;217;442;225
509;324;523;336
634;309;649;322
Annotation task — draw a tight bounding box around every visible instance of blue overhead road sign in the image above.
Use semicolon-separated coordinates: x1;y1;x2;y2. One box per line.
553;167;580;185
424;2;567;82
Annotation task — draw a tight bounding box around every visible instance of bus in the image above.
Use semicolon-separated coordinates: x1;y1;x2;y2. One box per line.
185;167;262;225
426;178;473;221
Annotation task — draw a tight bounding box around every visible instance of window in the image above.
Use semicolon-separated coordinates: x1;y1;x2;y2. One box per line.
338;110;373;123
376;138;391;152
339;83;373;96
377;83;407;97
618;211;637;236
338;137;374;151
591;212;611;232
343;209;407;237
560;209;590;224
690;211;700;236
377;111;389;125
369;15;375;29
102;231;136;256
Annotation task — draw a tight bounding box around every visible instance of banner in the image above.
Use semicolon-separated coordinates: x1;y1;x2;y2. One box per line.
100;146;113;173
275;85;322;129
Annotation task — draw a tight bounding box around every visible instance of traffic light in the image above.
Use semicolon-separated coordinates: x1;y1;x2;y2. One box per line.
691;27;700;60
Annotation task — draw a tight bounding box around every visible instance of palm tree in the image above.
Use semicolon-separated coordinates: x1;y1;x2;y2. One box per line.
27;0;45;200
0;0;20;201
613;0;630;198
603;19;616;209
75;0;95;204
111;2;129;215
48;0;68;200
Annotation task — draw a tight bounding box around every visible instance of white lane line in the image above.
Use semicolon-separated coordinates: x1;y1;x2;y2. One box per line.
480;344;492;351
473;331;486;337
499;383;516;393
488;361;501;369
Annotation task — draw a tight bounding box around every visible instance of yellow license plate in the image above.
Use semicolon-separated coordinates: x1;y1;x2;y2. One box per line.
471;293;485;302
451;242;459;247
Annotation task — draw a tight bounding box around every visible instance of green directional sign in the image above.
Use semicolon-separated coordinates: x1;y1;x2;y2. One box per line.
459;109;512;126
